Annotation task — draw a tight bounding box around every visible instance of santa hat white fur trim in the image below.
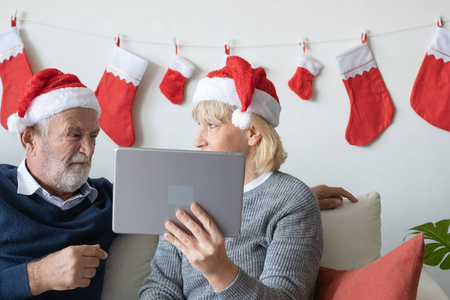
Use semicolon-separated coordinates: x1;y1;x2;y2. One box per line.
193;77;281;128
7;87;100;134
169;55;195;78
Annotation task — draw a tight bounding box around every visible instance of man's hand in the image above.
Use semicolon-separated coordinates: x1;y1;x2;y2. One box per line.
312;185;358;209
26;244;108;295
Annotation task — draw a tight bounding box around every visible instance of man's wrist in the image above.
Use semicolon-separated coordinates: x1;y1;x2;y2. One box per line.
26;260;46;296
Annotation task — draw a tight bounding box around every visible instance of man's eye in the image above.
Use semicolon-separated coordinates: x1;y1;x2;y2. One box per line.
209;124;217;129
69;133;80;138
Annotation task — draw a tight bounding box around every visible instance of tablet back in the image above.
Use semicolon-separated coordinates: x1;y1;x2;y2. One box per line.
112;148;245;237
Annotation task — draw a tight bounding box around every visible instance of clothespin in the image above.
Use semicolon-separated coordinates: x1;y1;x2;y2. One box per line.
115;33;121;47
437;17;443;28
361;31;368;44
299;38;306;55
173;37;178;55
11;10;17;27
224;39;231;55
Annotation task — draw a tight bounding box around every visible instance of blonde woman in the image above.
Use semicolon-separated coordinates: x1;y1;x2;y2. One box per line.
139;56;323;299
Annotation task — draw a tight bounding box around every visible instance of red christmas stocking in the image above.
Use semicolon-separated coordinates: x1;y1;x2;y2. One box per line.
0;25;33;130
411;26;450;131
95;46;148;146
159;55;195;104
336;42;395;146
288;54;321;100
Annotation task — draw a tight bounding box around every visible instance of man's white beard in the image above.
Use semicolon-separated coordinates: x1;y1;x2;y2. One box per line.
42;141;91;193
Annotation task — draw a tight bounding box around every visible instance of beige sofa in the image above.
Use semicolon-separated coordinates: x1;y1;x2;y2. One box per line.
101;192;448;299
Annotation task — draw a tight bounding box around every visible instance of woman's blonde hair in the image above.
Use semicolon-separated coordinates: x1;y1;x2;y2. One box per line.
192;101;287;174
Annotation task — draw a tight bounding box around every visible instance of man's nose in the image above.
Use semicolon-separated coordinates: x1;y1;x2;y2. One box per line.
79;136;95;157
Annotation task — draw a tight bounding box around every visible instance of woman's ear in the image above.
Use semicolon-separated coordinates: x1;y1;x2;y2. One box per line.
20;127;38;156
247;125;262;147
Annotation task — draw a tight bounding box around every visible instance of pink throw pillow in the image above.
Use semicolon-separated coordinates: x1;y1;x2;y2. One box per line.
315;233;424;300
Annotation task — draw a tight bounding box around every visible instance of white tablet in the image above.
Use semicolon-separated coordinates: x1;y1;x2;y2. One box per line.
112;147;246;237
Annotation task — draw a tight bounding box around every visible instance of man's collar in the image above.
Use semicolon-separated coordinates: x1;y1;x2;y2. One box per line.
17;159;40;196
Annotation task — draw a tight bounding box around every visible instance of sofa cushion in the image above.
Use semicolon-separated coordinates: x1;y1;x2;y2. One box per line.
101;234;159;300
320;191;381;269
314;233;425;300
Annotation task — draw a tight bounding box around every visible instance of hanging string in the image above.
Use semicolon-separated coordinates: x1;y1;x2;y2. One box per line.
1;13;447;49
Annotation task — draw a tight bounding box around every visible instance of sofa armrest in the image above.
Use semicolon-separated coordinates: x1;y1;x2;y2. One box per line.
320;191;382;269
101;234;159;300
417;267;449;300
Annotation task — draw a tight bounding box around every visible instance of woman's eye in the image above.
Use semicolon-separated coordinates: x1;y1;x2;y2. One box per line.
209;124;217;129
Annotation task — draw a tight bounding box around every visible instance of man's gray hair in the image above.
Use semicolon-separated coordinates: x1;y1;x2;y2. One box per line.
33;117;51;137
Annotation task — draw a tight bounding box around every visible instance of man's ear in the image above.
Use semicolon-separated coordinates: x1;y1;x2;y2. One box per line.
20;127;38;155
247;125;262;147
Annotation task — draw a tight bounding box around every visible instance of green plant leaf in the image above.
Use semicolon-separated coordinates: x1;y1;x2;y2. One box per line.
441;252;450;270
425;247;448;266
408;219;450;270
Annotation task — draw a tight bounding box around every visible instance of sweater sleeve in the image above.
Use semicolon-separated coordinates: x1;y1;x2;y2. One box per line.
0;263;32;300
138;236;185;300
216;187;323;300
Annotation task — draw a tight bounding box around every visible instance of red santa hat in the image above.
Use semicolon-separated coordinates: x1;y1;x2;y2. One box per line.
7;68;100;133
193;55;281;130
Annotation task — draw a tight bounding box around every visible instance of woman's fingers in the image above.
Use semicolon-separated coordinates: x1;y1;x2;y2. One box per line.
164;204;224;252
191;203;221;235
164;221;193;252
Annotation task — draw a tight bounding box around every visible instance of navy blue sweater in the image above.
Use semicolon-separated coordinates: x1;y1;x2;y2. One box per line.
0;164;116;299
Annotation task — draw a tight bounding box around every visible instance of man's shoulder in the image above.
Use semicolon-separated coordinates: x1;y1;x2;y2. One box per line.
0;164;18;179
87;177;112;189
0;164;18;171
0;165;19;198
87;177;113;199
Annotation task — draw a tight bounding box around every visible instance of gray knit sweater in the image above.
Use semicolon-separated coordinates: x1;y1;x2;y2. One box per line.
138;170;323;300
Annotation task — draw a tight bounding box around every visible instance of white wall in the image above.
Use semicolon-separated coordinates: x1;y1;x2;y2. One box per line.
1;0;449;296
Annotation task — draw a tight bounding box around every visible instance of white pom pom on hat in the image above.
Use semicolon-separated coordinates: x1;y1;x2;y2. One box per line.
193;55;281;130
232;109;252;130
6;113;27;134
7;68;100;134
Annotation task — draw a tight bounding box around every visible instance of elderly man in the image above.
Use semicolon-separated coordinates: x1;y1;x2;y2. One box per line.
0;69;116;299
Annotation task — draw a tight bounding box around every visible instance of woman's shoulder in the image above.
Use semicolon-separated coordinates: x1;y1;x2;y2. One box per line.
267;170;311;193
249;171;320;230
245;170;315;207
